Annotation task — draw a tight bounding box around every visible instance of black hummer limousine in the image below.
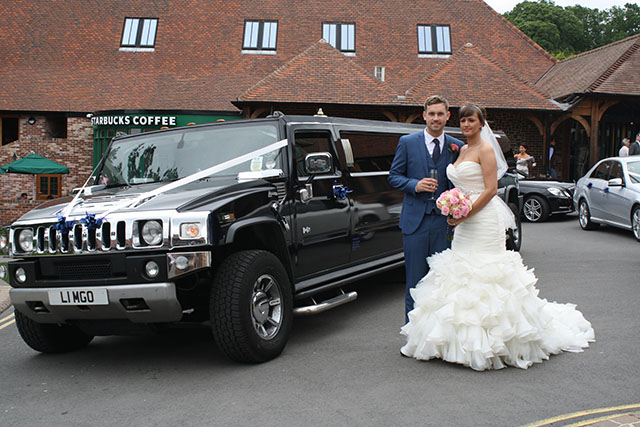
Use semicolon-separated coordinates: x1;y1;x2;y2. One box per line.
1;114;520;363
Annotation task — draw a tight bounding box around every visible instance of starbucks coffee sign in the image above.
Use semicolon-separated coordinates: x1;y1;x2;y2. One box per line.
91;115;177;126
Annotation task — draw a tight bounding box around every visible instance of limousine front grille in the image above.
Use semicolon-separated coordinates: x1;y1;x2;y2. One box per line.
34;220;129;254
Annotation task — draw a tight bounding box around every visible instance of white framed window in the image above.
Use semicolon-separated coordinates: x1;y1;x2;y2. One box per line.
243;20;278;51
417;25;451;54
374;66;385;82
323;22;355;52
121;18;158;48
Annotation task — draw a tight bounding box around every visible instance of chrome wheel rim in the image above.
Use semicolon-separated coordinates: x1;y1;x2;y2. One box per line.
633;209;640;240
524;198;542;222
579;202;589;228
251;274;282;340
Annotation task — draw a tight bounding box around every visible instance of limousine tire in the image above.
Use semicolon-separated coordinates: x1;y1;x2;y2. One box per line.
578;200;598;230
14;310;94;353
506;202;522;251
210;250;292;363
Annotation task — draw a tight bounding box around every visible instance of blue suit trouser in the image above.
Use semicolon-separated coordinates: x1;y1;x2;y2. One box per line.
402;212;450;322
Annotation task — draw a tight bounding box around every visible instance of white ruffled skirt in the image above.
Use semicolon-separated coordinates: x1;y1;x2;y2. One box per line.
400;198;595;371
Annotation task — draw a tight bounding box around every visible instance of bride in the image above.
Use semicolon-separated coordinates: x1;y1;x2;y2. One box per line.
400;103;595;370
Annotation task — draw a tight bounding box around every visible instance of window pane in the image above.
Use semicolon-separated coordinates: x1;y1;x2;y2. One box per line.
441;26;450;52
50;177;59;195
140;19;157;46
243;21;259;48
323;24;336;48
418;26;426;52
122;18;139;46
341;24;354;51
436;26;445;52
262;22;277;49
39;177;48;195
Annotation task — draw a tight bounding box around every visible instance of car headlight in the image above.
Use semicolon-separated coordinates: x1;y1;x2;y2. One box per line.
141;220;163;246
0;234;7;251
17;229;34;252
179;223;201;239
547;187;564;197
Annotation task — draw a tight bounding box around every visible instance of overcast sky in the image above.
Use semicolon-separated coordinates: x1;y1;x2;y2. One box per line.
484;0;639;14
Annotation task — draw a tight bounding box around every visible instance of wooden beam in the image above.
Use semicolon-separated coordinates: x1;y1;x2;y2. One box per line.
596;99;620;122
525;113;544;135
381;111;398;122
550;113;590;137
405;112;422;123
590;101;600;168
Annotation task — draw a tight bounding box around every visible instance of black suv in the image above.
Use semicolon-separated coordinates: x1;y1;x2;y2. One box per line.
1;115;520;363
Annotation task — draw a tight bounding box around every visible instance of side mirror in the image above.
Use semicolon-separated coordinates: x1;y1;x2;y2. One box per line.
304;152;333;175
608;177;623;187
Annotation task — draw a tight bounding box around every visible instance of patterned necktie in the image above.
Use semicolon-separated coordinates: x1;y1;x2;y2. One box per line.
432;139;441;164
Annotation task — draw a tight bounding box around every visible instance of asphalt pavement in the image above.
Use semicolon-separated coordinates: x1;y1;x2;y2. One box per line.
1;216;639;427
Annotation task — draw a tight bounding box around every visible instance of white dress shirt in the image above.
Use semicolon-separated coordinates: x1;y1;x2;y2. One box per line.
424;130;444;157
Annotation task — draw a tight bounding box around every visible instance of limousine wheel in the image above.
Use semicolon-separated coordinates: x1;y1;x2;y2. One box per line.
210;250;292;363
632;206;640;242
579;200;598;230
14;310;94;353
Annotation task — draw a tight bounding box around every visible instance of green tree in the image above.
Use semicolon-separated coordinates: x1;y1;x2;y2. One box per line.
505;1;640;58
504;0;585;56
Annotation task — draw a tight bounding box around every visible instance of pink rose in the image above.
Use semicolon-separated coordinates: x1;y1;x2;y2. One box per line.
452;208;462;219
460;206;470;216
440;205;450;216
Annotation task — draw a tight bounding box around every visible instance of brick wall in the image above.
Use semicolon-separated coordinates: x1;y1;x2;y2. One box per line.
0;115;93;224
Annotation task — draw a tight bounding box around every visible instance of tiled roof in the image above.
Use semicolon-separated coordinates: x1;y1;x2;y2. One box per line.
535;34;640;99
0;0;556;113
237;40;397;105
405;43;559;110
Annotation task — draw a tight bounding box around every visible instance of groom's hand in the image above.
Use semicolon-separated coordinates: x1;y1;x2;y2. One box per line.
416;178;437;193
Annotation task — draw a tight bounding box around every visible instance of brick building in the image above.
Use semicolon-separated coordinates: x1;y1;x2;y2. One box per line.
0;0;636;224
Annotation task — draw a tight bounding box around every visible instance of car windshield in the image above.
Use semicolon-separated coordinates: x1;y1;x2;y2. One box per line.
627;161;640;184
97;122;283;187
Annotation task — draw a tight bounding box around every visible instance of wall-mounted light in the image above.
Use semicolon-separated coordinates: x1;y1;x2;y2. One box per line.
27;116;36;125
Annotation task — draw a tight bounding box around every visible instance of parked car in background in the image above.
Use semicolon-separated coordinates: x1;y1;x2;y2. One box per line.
518;177;575;223
573;156;640;241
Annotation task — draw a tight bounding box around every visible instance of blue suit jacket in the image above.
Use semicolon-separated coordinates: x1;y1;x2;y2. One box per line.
388;131;464;234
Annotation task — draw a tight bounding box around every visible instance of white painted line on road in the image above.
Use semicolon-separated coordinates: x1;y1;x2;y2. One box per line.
0;312;14;325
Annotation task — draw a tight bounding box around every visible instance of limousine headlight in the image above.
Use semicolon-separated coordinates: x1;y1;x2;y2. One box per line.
17;229;34;252
141;220;163;246
0;233;7;251
180;223;201;239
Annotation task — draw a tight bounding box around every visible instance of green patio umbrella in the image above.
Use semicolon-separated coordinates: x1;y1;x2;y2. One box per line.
0;153;69;174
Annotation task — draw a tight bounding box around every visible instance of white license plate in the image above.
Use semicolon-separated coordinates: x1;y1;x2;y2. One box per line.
48;288;109;306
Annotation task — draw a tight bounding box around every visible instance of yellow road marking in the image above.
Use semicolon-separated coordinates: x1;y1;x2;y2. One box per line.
0;312;14;325
521;403;640;427
0;318;15;330
564;412;634;427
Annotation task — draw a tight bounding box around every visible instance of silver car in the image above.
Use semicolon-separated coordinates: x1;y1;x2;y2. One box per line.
574;156;640;241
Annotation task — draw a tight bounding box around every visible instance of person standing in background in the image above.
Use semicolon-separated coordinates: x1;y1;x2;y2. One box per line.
619;138;630;157
629;133;640;156
548;140;558;179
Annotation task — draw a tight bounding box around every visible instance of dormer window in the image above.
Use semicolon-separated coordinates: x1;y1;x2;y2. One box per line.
417;25;451;54
243;20;278;53
323;23;355;53
121;18;158;48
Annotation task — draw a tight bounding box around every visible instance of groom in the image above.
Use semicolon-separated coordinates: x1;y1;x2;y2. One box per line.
389;95;463;321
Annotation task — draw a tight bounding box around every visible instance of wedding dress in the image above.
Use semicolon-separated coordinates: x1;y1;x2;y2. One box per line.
400;161;594;370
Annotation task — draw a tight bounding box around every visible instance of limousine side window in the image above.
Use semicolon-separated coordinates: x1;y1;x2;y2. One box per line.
609;161;623;182
338;131;399;172
294;131;337;179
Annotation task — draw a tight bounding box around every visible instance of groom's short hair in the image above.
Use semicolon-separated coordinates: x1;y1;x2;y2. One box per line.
424;95;449;111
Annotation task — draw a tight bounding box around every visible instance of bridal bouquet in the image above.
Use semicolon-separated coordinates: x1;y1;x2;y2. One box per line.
436;188;472;219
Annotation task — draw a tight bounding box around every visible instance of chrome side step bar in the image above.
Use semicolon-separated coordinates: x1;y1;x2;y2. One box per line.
293;290;358;316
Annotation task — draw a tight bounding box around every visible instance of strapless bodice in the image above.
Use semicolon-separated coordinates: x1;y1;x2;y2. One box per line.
446;161;485;195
